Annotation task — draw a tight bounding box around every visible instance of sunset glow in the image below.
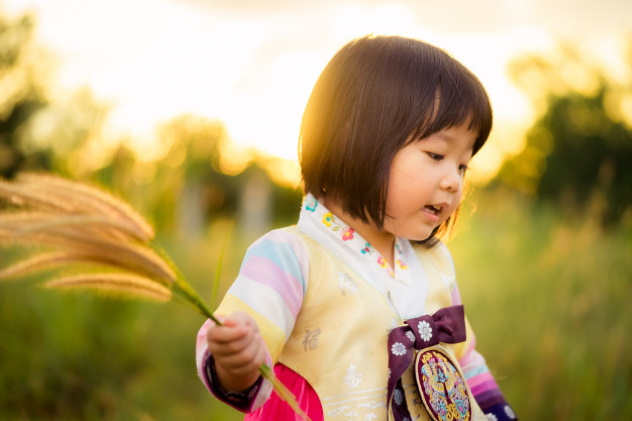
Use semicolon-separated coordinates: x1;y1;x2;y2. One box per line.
5;0;631;185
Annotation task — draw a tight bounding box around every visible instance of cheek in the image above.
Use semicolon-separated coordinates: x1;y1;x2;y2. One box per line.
448;191;464;215
384;178;422;214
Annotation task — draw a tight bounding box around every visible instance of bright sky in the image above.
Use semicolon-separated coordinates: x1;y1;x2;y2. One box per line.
4;0;631;183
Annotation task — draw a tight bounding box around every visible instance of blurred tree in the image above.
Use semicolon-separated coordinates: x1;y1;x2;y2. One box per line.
136;114;240;234
496;42;632;225
0;10;108;180
96;113;303;238
20;87;109;177
0;12;47;178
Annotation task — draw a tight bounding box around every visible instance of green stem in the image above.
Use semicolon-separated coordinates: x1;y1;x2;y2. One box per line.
151;241;222;325
173;277;222;325
151;241;310;419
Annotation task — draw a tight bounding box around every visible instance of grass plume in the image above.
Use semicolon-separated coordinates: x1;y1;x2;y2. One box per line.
14;172;154;241
0;171;310;420
0;251;98;281
44;273;173;302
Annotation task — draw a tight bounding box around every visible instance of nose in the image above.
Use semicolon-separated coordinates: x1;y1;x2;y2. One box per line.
440;167;462;192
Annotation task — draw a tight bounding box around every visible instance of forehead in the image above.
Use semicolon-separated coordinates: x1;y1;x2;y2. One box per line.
423;124;478;152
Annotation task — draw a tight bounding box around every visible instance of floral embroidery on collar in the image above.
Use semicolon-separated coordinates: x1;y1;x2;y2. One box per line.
377;256;390;269
302;194;409;279
394;243;408;270
322;212;343;231
305;195;318;212
396;259;408;270
342;228;354;241
360;242;373;255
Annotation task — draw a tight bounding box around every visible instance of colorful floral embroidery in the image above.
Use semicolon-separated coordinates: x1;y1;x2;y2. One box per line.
305;196;318;212
417;348;472;421
396;259;408;270
322;212;341;231
361;243;373;254
342;228;354;241
377;256;389;269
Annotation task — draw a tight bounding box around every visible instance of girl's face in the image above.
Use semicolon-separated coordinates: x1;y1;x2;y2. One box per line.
382;123;477;241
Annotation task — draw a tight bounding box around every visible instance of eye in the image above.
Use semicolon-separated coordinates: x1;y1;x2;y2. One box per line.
458;164;469;175
427;152;444;161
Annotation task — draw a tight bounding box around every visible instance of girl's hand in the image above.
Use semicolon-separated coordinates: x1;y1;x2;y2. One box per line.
206;311;267;392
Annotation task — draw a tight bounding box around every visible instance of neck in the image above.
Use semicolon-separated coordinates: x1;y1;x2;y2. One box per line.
321;197;396;267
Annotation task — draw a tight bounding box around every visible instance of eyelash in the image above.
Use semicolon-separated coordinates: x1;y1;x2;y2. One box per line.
426;153;468;174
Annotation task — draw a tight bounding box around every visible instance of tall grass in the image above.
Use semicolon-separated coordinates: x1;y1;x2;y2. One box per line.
449;188;632;420
0;174;304;421
1;187;629;420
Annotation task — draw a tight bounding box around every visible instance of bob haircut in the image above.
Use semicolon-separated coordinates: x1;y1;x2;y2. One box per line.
299;34;492;245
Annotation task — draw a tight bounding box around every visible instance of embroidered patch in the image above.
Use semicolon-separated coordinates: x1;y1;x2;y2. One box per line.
302;328;321;351
342;228;354;241
417;320;433;342
305;196;318;212
337;272;359;295
415;347;472;421
391;342;407;356
343;364;363;388
396;259;408;270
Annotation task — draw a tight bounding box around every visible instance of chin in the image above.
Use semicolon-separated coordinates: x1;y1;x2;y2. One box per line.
404;231;435;242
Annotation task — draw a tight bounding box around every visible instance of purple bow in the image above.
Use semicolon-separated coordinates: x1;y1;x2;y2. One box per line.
387;305;467;418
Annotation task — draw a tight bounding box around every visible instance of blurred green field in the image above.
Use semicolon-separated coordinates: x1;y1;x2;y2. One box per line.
1;190;630;420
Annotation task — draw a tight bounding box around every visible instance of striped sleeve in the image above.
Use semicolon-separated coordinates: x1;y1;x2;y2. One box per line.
196;228;309;411
220;228;309;360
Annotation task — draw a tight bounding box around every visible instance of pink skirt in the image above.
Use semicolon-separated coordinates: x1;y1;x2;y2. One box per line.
245;364;324;421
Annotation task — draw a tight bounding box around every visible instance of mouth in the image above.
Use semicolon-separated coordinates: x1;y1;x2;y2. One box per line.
423;203;448;216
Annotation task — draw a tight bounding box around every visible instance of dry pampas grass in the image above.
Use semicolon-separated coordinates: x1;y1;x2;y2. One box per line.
0;172;193;309
0;171;310;421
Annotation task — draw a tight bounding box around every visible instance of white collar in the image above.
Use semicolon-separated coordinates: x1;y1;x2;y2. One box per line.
297;194;429;318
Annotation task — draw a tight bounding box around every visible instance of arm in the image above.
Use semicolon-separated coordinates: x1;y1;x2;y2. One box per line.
195;228;309;412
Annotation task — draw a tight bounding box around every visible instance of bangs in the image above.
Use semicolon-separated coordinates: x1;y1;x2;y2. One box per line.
409;59;493;155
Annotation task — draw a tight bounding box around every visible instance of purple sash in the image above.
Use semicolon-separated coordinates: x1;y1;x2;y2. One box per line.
387;305;470;420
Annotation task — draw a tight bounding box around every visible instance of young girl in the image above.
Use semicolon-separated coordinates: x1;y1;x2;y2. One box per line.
196;35;518;421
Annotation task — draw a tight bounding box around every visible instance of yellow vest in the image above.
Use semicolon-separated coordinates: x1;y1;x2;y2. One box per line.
278;227;486;420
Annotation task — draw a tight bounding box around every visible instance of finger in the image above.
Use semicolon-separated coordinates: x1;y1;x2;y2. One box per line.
206;317;252;344
208;330;256;357
214;334;266;373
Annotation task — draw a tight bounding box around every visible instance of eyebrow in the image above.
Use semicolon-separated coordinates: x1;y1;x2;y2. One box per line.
434;131;456;143
431;130;477;152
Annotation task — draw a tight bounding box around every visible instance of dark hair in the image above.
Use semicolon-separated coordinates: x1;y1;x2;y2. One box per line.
299;34;492;244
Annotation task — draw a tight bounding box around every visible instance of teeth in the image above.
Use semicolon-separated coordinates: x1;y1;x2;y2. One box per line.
426;204;441;214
